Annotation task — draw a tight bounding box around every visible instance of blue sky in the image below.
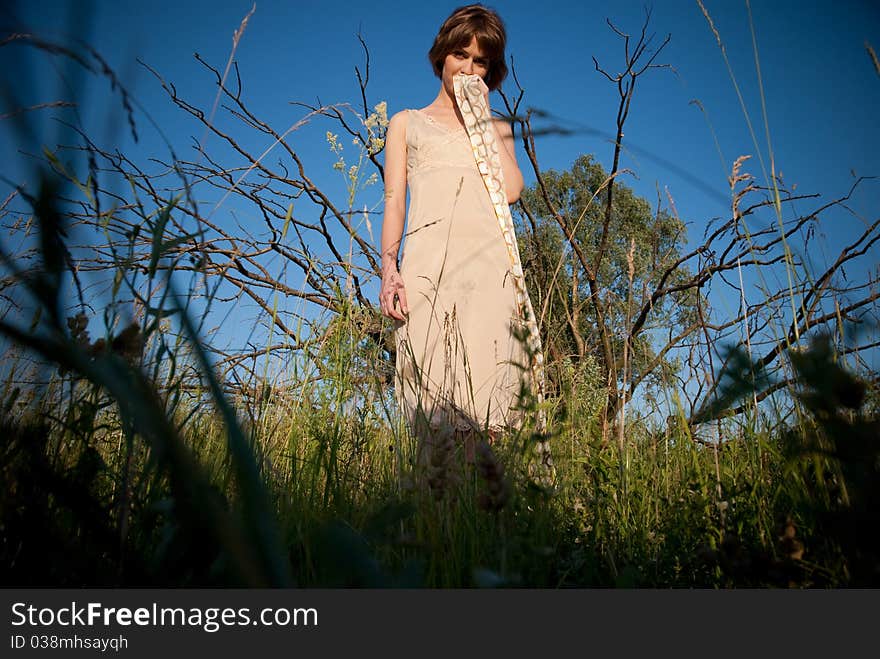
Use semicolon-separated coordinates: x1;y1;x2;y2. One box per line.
3;0;879;388
8;0;879;223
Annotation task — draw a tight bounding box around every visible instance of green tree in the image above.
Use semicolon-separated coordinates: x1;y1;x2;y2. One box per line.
515;154;699;433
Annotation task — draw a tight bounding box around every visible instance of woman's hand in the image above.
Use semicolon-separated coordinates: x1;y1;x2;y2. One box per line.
379;269;409;321
454;73;490;111
473;75;490;108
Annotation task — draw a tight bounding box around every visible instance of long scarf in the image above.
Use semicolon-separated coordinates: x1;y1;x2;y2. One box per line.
453;73;554;482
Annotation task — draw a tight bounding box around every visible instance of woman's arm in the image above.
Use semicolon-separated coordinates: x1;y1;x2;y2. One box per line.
492;117;525;204
379;110;409;320
468;76;525;204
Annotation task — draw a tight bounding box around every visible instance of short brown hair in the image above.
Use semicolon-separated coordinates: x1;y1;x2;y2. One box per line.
427;4;508;91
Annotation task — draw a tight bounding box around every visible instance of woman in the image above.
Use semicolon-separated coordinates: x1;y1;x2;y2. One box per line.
378;4;545;463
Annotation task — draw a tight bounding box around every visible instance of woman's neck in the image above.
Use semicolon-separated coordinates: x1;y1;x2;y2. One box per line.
427;86;462;118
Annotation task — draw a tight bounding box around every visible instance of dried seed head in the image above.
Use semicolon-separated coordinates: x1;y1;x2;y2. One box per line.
422;424;457;500
476;441;509;512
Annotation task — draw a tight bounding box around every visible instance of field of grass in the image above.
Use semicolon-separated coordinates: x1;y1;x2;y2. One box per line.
1;219;876;587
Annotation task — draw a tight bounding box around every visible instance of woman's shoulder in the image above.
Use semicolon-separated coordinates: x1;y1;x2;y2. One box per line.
387;109;414;140
389;109;415;127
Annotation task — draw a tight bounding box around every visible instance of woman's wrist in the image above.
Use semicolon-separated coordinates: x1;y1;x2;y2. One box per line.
381;253;399;274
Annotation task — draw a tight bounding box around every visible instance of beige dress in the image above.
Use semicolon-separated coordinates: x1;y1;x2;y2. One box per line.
394;108;529;435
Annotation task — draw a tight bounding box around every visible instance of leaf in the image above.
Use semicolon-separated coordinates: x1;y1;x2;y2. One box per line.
148;200;177;278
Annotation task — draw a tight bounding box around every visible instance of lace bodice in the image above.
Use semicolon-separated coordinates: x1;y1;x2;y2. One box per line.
405;109;475;178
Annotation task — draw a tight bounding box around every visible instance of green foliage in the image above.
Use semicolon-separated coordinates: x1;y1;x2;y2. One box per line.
3;289;878;586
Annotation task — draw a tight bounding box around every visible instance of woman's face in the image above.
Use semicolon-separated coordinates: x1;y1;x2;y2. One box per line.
442;36;490;98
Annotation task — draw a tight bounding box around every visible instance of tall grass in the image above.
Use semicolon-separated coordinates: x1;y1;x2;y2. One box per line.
3;219;875;586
